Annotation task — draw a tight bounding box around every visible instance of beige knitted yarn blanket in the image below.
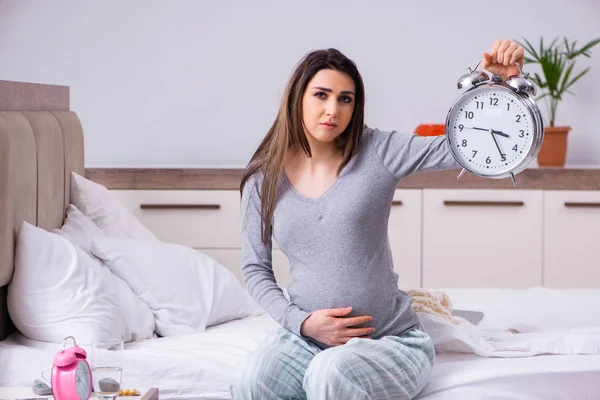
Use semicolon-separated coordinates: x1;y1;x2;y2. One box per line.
408;288;456;325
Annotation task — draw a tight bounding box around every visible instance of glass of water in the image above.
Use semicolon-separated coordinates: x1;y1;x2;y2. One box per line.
91;339;124;400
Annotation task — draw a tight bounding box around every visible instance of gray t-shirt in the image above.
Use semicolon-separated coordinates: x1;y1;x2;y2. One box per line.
241;127;459;349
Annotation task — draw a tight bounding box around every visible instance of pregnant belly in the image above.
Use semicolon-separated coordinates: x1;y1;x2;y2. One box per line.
292;281;402;324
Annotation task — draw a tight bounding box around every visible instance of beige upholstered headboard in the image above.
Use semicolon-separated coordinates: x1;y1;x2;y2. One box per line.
0;80;84;341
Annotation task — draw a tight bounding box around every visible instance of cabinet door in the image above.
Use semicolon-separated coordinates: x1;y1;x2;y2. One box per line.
388;190;422;289
109;190;241;248
422;189;543;288
199;248;291;287
544;191;600;288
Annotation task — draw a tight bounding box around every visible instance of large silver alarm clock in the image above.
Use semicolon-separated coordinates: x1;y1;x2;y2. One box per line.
445;61;544;185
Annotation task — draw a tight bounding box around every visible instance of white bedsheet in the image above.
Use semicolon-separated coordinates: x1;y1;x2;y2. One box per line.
2;287;600;399
1;314;280;399
420;353;600;399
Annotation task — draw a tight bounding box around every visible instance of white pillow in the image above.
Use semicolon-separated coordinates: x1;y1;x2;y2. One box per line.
52;204;104;257
53;205;156;341
8;222;127;343
91;237;263;337
70;172;157;242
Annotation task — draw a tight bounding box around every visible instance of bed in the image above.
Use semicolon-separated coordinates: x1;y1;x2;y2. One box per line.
1;80;600;399
2;289;600;399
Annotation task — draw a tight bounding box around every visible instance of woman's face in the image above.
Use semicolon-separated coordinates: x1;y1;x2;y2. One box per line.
301;69;355;147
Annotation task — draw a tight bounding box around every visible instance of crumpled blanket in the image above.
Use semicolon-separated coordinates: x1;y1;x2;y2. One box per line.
408;288;456;324
409;288;600;358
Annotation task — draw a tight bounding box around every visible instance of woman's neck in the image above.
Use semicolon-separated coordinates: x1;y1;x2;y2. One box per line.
285;144;343;175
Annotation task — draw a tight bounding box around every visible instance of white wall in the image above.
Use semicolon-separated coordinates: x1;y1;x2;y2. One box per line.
0;0;599;167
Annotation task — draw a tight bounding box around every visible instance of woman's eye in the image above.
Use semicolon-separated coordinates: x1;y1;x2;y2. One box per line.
314;92;352;103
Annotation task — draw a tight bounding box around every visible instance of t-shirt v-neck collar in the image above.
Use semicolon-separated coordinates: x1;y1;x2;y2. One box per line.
282;165;348;203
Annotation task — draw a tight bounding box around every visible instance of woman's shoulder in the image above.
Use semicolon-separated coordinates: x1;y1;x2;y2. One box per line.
361;126;419;148
360;126;375;146
362;126;401;139
360;126;397;150
361;126;394;143
241;170;264;197
241;169;285;199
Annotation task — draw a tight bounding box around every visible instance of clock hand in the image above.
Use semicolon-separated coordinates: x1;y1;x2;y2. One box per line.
490;129;510;138
489;129;505;159
468;126;489;132
466;126;510;138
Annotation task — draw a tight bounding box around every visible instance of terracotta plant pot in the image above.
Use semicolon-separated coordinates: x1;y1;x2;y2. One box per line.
537;126;571;167
415;124;445;136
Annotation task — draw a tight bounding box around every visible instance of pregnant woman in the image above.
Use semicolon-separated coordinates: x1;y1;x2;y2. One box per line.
231;40;524;399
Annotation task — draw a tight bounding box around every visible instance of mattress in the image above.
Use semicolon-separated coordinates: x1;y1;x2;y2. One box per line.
2;288;600;399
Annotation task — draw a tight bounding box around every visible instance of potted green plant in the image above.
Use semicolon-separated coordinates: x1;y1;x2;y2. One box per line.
517;36;600;166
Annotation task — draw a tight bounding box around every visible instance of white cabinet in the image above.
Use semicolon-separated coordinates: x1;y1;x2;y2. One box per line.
109;190;243;248
544;191;600;288
422;189;543;288
389;190;422;288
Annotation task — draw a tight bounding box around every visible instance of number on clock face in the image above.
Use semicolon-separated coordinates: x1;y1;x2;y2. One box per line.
448;86;533;174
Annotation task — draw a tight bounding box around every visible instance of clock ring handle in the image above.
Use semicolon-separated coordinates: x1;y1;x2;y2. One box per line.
513;61;531;79
467;60;482;73
62;335;77;351
468;60;529;78
515;61;523;75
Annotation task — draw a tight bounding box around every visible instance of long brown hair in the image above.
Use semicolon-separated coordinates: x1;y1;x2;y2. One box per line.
240;48;366;245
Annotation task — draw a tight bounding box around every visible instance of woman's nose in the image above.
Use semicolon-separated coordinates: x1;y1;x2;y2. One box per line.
326;99;339;116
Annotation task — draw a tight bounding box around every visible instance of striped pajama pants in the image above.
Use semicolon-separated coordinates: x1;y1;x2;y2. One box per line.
230;324;435;400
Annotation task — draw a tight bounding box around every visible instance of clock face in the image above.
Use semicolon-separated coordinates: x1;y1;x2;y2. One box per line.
447;85;536;176
75;361;91;399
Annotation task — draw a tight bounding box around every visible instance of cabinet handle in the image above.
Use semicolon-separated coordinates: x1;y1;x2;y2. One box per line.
443;200;524;207
564;202;600;208
392;201;403;206
140;203;221;210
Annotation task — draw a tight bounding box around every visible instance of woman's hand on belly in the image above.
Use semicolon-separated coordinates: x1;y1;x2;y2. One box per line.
300;307;376;347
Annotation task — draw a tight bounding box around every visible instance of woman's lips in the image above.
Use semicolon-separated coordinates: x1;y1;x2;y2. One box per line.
320;123;337;129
